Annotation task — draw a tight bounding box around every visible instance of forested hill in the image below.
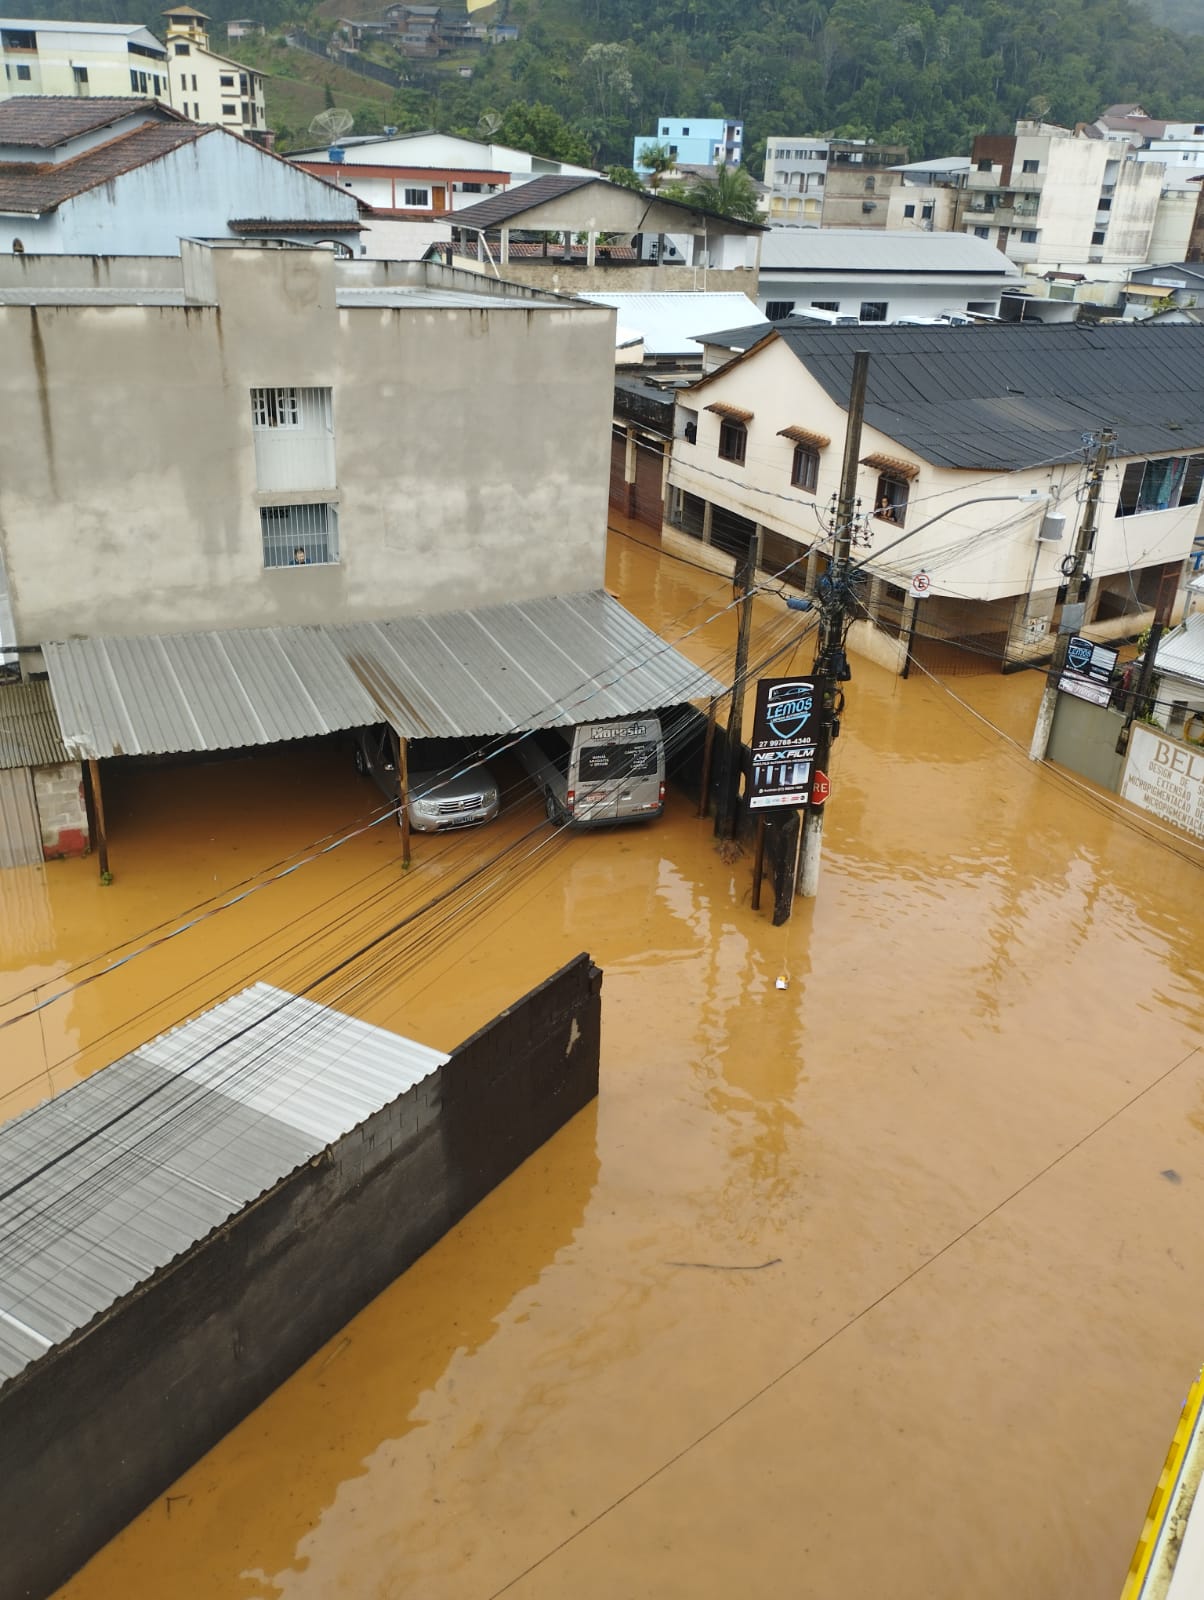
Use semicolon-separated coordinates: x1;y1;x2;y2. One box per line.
8;0;1204;163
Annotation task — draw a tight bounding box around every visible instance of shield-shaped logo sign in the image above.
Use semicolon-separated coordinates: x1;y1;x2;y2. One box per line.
766;680;815;741
1066;637;1092;674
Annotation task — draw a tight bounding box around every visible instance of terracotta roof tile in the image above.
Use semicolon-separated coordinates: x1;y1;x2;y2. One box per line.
0;122;206;215
0;97;183;150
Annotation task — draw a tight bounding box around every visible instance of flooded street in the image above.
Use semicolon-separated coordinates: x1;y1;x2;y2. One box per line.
5;522;1203;1599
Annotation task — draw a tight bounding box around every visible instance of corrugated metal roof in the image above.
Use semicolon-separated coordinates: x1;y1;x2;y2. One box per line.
0;768;42;868
1155;612;1204;686
0;982;449;1387
43;591;724;758
759;228;1020;277
577;292;766;356
0;678;69;769
334;285;566;310
768;322;1204;470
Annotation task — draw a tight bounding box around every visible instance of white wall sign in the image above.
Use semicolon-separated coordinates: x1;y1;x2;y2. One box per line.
1120;725;1204;840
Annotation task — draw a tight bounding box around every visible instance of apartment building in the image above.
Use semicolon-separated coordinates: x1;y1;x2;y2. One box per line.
762;137;909;227
633;117;743;174
0;18;170;102
161;6;269;145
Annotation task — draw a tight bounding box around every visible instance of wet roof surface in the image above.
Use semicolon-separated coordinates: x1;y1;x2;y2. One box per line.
0;983;448;1387
0;678;69;769
0;123;206;214
42;591;725;757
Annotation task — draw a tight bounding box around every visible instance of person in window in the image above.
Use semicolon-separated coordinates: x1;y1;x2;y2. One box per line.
876;495;896;523
291;546;307;564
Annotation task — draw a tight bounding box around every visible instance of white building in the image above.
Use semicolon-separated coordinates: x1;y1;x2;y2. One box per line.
664;322;1203;673
0;241;616;643
0;18;170;102
0;98;361;256
756;229;1020;323
964;120;1166;275
761;137;910;226
160;6;268;145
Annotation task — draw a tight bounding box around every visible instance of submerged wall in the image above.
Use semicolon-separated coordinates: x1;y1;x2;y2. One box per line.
0;954;602;1600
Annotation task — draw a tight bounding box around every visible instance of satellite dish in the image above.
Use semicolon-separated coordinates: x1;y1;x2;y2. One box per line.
308;108;355;142
477;109;503;138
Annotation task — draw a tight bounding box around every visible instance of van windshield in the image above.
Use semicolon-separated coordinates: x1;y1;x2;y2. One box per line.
579;741;659;781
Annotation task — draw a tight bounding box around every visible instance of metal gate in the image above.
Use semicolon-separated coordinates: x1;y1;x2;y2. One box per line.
0;766;43;868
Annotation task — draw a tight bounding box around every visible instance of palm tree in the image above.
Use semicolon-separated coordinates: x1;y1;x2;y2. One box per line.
636;140;676;190
677;163;761;223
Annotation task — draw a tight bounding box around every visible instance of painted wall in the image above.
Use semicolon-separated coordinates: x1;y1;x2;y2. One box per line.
0;26;169;102
667;334;1203;606
0;955;602;1600
37;131;359;256
0;246;615;639
753;274;1008;320
162;29;267;138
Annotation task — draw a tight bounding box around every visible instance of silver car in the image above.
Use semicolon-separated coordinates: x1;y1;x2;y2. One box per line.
353;727;499;832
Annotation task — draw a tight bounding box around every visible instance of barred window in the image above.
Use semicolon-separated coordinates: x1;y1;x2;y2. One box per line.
251;387;300;429
261;503;338;567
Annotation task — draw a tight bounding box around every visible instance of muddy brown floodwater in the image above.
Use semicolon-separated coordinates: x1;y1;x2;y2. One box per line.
3;522;1201;1599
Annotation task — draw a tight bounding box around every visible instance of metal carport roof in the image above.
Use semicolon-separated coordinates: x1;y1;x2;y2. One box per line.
42;590;725;759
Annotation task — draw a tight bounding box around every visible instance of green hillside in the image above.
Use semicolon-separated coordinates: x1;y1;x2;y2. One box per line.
8;0;1204;161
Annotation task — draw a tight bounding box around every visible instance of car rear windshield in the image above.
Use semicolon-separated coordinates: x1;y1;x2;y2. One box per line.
578;741;659;781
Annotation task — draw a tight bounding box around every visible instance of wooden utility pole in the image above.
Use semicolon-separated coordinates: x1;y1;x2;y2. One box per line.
1029;427;1116;762
799;349;869;899
714;531;762;840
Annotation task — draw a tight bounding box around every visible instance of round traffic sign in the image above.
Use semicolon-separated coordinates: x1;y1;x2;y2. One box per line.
909;570;932;600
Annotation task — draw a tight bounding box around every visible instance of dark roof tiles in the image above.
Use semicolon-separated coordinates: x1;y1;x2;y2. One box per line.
449;174;597;229
0;122;206;214
0;97;183;149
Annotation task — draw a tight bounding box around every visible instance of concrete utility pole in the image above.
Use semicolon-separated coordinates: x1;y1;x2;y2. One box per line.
799;348;869;899
1028;427;1116;762
714;530;762;840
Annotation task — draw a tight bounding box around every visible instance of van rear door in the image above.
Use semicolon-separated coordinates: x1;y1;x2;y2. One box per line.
572;719;664;823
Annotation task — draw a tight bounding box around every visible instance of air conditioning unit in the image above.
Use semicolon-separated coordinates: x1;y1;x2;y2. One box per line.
862;200;877;213
1037;510;1066;542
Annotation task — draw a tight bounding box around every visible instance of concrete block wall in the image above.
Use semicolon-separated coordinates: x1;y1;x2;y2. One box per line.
0;954;602;1600
32;763;89;858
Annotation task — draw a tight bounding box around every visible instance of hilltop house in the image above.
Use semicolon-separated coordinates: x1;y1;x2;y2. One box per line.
664;321;1203;674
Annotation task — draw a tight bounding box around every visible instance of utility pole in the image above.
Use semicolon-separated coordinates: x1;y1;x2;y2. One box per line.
714;531;762;840
1029;427;1116;762
799;348;869;899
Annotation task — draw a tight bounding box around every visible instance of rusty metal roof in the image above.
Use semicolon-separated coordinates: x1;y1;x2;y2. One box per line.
0;678;69;770
42;591;725;758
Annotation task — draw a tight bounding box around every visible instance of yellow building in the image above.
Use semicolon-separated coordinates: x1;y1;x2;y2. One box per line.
0;19;170;103
161;6;269;145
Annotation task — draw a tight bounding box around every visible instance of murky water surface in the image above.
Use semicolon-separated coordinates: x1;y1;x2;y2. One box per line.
4;523;1203;1599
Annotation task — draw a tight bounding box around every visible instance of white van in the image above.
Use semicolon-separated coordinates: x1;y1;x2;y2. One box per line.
517;717;666;827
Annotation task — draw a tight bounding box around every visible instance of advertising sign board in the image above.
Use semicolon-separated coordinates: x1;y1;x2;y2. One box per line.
749;677;822;810
1058;635;1118;708
1120;725;1204;840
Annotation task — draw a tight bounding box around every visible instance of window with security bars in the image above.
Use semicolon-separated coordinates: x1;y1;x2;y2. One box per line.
261;503;338;567
791;444;819;492
252;387;300;428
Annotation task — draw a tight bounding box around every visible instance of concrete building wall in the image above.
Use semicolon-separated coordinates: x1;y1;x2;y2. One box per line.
753;274;1007;321
886;185;959;232
43;130;359;255
32;763;88;858
0;246;615;640
0;26;170;103
472;260;755;295
0;955;602;1600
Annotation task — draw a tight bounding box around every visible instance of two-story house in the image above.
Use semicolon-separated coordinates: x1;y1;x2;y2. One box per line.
665;321;1204;674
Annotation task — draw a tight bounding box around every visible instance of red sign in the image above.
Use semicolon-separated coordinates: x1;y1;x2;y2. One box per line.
811;771;831;805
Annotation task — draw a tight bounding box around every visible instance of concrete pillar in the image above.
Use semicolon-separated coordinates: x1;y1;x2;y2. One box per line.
33;762;90;859
500;227;510;265
586;230;597;267
701;500;713;547
624;427;636;484
866;575;886;625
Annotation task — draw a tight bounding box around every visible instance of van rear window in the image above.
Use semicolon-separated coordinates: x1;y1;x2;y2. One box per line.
580;741;658;780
